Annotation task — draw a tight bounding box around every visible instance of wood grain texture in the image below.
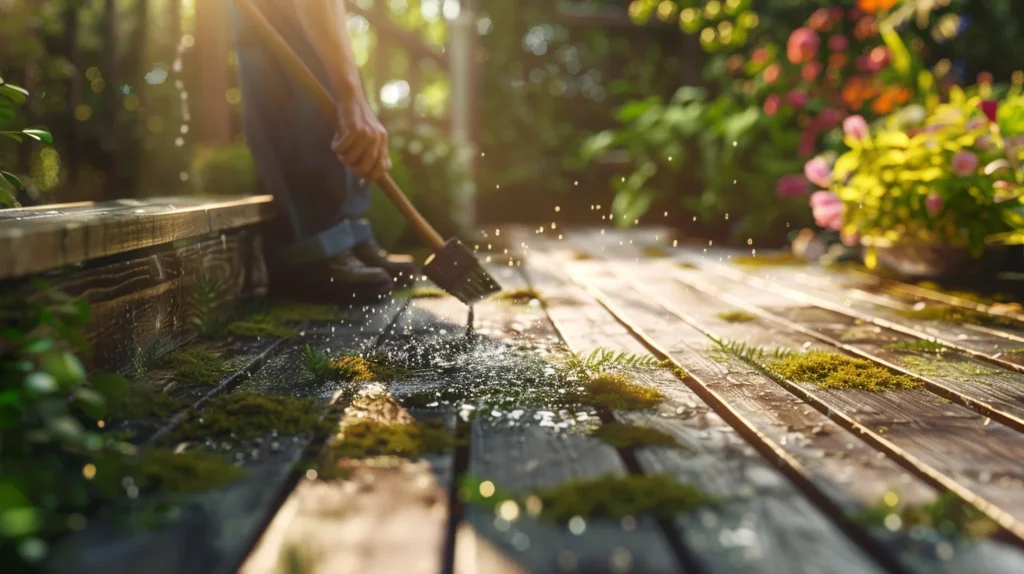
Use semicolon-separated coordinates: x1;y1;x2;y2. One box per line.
659;261;1024;531
585;259;1024;572
0;195;274;280
516;240;885;574
457;265;684;574
20;230;267;373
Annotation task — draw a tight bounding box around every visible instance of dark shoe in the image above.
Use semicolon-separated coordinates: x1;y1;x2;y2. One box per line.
273;252;394;304
352;242;420;288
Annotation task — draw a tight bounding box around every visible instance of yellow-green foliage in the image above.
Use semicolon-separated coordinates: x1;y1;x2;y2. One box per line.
395;286;447;299
165;392;323;444
329;354;410;382
769;351;921;392
590;423;681;449
642;247;669;258
190;143;258;197
860;491;998;539
269;303;341;322
326;420;454;460
226;314;297;339
94;449;245;495
886;339;944;353
158;347;229;387
535;475;715;522
104;385;187;423
492;288;545;305
717;310;756;323
584;372;665;410
732;252;803;267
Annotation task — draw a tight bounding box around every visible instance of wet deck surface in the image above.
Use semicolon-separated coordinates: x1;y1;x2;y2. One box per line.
52;227;1024;574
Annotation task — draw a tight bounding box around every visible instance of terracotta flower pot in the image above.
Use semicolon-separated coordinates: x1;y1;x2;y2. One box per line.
872;244;1007;280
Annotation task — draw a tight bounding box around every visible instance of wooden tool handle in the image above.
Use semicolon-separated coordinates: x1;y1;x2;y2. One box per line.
234;0;446;250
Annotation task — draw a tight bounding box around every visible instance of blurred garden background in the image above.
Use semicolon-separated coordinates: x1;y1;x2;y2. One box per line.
1;0;1023;253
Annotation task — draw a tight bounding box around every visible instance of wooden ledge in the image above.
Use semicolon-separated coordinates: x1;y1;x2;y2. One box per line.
0;195;275;280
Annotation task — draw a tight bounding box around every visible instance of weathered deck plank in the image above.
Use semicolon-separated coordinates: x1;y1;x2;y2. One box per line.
50;300;406;574
456;266;684;574
0;195;274;280
517;240;887;574
653;260;1024;536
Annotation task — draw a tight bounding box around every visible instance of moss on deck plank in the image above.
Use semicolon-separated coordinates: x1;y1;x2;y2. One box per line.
769;351;921;392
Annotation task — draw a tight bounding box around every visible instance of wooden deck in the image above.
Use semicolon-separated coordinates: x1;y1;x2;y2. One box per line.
21;216;1024;573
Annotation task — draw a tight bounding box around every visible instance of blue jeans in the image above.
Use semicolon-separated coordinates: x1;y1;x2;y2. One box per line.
231;3;374;267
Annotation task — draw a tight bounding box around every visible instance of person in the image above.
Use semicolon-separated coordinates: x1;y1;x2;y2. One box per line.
230;0;416;302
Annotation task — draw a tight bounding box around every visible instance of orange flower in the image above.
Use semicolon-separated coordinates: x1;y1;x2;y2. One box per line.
857;0;898;14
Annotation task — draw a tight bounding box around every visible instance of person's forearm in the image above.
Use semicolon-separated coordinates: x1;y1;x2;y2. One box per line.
293;0;366;104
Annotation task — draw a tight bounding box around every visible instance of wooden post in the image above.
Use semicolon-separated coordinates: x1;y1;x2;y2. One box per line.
195;0;232;145
448;0;477;231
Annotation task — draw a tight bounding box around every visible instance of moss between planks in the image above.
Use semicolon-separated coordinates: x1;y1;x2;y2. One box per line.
732;252;804;267
157;347;230;387
886;339;945;354
899;305;1020;327
163;392;326;444
860;491;998;539
717;310;756;323
329;353;410;382
226;314;297;339
590;422;682;449
768;351;921;392
460;474;716;523
491;287;545;306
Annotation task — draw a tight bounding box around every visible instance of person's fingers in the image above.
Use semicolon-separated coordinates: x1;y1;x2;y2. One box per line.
370;150;389;181
356;138;383;179
340;136;374;170
332;132;358;155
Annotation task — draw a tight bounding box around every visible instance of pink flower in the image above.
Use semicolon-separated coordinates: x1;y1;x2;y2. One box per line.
776;174;810;198
764;64;781;84
763;94;781;116
843;115;870;140
804;157;833;187
810;191;844;230
802;61;823;82
994;181;1015;190
787;28;821;64
952;151;979;176
818;107;844;127
798;128;818;157
980;100;998;123
808;9;831;31
926;194;943;217
828;35;849;52
752;47;769;64
786;90;810;109
865;46;890;73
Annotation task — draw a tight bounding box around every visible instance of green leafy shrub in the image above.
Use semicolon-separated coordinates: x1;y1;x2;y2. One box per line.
0;75;52;208
189;143;259;197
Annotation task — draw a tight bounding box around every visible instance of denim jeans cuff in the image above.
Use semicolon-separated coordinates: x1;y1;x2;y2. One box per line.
350;218;377;245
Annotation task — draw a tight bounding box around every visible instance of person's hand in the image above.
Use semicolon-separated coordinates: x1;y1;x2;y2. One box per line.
332;100;390;181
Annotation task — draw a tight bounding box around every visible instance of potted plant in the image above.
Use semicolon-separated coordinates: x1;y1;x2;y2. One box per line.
804;77;1024;279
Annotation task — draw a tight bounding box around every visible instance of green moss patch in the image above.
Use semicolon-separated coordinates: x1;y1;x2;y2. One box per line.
157;347;230;387
769;351;921;392
395;286;447;299
732;252;804;267
898;305;1019;327
329;420;453;459
460;475;715;523
642;247;669;258
886;339;945;354
226;314;297;339
105;386;187;423
269;302;341;323
914;282;1014;306
329;353;410;382
717;310;756;323
859;491;998;539
164;392;323;444
492;288;545;306
94;449;245;496
590;423;682;450
583;372;665;410
677;261;698;270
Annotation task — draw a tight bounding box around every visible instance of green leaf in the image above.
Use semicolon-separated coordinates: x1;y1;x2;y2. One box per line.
90;372;129;399
21;129;52;143
0;507;39;537
0;131;24;143
580;130;617;162
0;98;13;126
615;96;661;123
0;83;28;105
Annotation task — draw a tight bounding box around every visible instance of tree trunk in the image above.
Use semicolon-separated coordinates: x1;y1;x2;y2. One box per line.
101;0;120;199
194;0;232;145
122;0;149;197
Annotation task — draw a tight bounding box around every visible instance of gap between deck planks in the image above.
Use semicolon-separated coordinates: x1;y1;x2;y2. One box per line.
517;227;1024;571
511;233;893;574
